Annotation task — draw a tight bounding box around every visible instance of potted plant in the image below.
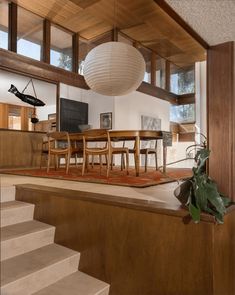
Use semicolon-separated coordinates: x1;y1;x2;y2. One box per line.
174;146;231;224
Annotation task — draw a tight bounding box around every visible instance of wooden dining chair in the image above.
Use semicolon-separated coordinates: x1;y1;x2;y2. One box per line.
46;131;71;174
82;129;111;177
39;136;49;169
129;131;159;172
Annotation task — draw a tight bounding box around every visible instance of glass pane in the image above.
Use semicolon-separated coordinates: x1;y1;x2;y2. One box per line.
8;105;21;130
51;25;72;71
138;46;151;83
170;64;195;94
17;7;43;60
0;0;8;49
170;104;195;123
79;32;112;75
156;56;165;89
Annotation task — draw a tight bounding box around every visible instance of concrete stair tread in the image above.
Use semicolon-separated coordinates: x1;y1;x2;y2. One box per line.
1;243;79;287
33;271;110;295
0;200;33;210
1;220;55;241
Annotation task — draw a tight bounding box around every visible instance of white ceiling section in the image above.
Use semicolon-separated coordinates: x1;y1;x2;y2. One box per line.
165;0;235;46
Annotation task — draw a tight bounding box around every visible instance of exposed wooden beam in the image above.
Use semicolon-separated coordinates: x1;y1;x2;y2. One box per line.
0;48;88;89
8;2;17;52
177;93;195;105
43;19;51;63
0;48;179;105
72;33;79;73
154;0;209;50
137;81;178;105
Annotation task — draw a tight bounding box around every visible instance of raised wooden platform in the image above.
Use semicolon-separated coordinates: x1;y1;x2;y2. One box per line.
15;184;235;295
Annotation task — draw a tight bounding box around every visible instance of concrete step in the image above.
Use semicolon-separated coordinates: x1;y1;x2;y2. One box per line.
33;271;110;295
0;243;80;295
1;220;55;261
0;186;15;203
0;201;34;227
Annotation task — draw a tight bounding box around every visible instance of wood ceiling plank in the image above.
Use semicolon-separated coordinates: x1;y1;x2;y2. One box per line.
9;0;206;67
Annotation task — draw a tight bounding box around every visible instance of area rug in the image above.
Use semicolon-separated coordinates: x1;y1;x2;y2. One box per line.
1;166;192;188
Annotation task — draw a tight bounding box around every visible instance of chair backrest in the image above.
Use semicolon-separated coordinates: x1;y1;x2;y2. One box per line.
82;129;110;149
47;131;70;151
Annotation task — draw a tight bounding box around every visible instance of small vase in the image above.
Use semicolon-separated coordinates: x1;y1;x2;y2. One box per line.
174;179;192;205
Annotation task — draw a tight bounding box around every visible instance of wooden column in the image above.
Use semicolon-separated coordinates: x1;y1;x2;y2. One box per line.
8;2;17;52
72;33;79;73
151;52;156;86
112;28;118;42
43;19;51;63
207;41;235;201
165;60;171;91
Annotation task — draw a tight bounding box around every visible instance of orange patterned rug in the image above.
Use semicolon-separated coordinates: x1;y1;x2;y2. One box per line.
1;166;192;188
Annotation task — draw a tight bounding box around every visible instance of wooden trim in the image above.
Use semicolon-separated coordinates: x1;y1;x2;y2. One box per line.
177;93;195;105
0;48;89;89
43;19;51;63
207;41;235;201
151;52;156;86
165;60;171;91
72;33;79;73
112;28;118;42
137;81;178;104
154;0;209;49
56;83;60;131
8;2;17;52
0;49;179;104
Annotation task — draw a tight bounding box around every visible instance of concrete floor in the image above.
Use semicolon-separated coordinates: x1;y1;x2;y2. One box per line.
0;173;181;205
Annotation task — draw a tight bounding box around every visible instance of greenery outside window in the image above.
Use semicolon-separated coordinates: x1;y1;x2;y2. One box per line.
170;104;195;123
50;25;72;71
170;64;195;95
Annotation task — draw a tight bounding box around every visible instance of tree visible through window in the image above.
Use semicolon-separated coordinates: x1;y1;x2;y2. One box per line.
170;104;195;123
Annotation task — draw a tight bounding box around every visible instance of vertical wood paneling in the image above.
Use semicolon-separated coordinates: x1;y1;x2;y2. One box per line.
207;41;234;201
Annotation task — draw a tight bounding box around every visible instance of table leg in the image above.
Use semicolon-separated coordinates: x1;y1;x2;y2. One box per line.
135;135;140;176
163;145;167;173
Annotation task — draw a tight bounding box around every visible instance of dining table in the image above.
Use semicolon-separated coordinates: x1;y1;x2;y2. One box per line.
69;130;172;177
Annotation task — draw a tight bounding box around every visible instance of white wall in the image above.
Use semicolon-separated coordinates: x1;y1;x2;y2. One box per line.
195;61;207;142
60;83;115;129
114;91;170;131
0;69;57;121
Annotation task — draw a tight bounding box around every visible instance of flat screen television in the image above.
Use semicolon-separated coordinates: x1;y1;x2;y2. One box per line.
60;98;88;133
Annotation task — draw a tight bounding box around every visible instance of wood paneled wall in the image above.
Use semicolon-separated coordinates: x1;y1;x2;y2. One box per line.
0;130;45;168
207;41;235;201
16;184;235;295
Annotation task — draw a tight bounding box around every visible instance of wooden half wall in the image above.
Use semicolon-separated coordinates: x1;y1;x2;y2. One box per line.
207;41;235;201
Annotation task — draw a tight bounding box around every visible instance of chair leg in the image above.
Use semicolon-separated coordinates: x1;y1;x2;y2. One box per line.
55;155;58;170
126;152;129;175
66;153;70;174
40;153;43;169
121;153;125;170
145;152;148;172
82;152;86;176
47;154;50;173
155;152;158;170
75;154;77;167
111;154;113;170
106;152;110;178
99;155;103;174
91;155;94;168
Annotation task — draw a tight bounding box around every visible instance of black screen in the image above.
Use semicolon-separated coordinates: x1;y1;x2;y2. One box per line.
60;98;88;133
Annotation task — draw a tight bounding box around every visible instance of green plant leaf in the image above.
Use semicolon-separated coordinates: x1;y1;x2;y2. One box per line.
189;203;201;223
204;182;227;215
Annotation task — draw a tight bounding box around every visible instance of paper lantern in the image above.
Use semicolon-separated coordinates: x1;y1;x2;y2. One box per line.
83;42;145;96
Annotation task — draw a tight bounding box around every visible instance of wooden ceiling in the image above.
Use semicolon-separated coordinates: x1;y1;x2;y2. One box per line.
10;0;206;67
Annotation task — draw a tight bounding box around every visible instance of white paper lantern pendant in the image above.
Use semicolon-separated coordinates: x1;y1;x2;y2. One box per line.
83;41;145;96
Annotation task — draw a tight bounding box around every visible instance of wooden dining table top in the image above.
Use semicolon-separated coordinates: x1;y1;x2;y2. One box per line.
68;130;167;141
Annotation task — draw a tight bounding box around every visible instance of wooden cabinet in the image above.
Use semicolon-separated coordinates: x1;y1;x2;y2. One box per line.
0;102;34;131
